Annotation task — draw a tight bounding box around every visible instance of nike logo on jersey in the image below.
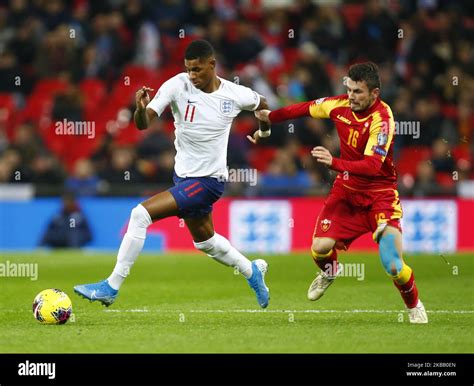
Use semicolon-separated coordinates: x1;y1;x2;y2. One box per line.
187;100;197;104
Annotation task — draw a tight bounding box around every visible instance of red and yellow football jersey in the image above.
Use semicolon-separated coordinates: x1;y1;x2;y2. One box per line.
268;94;398;190
308;94;397;190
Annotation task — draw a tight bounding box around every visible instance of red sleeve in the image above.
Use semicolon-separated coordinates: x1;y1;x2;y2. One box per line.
268;101;312;123
331;155;383;177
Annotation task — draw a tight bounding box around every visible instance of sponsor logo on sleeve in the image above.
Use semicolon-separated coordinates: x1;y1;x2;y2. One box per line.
372;146;387;157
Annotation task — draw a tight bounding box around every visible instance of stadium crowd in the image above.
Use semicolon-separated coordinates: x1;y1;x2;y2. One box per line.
0;0;472;197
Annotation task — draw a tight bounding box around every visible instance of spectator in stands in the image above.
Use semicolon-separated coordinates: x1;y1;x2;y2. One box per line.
99;146;145;184
35;24;80;78
353;0;398;63
154;0;189;37
11;123;43;164
411;160;448;197
5;18;38;94
258;148;312;196
0;157;12;182
412;98;443;146
136;119;173;160
431;139;456;173
52;85;84;122
65;158;101;196
154;150;175;185
0;1;471;197
297;42;333;99
40;192;92;248
0;51;20;93
0;147;26;182
30;153;65;185
224;18;264;68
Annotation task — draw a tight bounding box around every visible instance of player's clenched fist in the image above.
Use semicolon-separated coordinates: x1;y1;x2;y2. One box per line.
136;86;154;110
254;109;271;124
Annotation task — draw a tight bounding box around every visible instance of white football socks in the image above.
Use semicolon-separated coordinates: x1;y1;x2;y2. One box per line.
193;233;253;278
107;204;152;290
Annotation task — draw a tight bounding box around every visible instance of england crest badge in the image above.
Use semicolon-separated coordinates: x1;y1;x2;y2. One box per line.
220;100;233;114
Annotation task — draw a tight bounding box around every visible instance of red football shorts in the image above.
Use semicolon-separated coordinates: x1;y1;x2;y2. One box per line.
312;181;402;250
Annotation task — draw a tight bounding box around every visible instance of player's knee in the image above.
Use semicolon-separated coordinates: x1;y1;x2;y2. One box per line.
127;205;152;238
194;233;230;257
379;233;403;276
311;238;335;256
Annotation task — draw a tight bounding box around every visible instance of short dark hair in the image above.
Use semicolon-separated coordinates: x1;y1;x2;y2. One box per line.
184;40;215;61
348;62;381;90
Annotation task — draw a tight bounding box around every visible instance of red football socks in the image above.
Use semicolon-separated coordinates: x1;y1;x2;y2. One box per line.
312;248;339;276
393;271;419;309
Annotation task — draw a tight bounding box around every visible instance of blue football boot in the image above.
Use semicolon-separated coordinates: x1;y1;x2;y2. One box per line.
73;280;118;307
247;259;270;308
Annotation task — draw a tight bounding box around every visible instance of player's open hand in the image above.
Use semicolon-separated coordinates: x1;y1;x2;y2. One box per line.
247;130;261;145
311;146;333;166
254;109;271;124
136;86;154;111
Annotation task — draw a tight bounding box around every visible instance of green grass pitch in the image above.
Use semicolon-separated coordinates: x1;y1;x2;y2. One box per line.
1;250;473;353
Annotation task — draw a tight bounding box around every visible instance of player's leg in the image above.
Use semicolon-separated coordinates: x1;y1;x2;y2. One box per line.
186;214;269;308
311;237;338;275
186;213;251;276
307;183;366;301
371;187;427;323
307;236;339;301
106;191;179;287
376;224;428;323
73;191;179;306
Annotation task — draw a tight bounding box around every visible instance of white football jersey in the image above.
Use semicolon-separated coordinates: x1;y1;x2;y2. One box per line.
146;73;260;179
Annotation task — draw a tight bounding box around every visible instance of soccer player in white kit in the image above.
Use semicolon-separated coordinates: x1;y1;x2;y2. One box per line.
74;40;271;308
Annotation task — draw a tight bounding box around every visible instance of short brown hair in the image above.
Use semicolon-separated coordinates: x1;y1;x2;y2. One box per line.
348;62;381;90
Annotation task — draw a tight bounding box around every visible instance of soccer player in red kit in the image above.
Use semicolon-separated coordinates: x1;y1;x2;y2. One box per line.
252;62;428;323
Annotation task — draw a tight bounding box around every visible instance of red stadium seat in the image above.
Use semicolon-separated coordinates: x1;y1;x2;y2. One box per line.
21;93;55;132
0;93;17;139
340;4;365;32
282;47;300;72
452;145;471;164
436;172;455;188
248;146;277;171
113;122;145;146
298;146;313;158
396;146;431;177
267;64;287;86
19;78;70;131
33;78;69;95
121;64;157;86
160;35;197;65
80;78;107;121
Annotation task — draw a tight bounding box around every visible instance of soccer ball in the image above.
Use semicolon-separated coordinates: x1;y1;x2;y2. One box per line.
32;289;72;325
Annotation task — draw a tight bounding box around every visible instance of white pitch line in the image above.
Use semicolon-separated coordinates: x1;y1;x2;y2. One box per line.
2;308;472;314
102;309;474;314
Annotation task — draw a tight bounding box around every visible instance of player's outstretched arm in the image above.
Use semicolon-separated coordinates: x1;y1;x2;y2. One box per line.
255;101;314;124
134;86;157;130
249;100;319;145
